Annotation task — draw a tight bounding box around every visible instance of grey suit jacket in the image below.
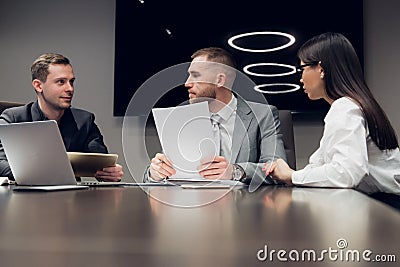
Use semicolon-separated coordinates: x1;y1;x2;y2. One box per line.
231;97;286;183
143;97;286;184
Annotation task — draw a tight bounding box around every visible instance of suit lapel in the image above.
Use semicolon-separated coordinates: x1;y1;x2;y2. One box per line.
59;109;76;151
32;101;74;150
231;98;252;162
31;101;46;121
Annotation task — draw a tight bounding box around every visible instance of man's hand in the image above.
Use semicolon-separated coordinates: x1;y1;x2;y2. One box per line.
149;153;176;181
197;156;233;180
95;163;123;182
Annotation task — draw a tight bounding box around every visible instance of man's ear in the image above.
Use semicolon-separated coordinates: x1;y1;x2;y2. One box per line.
32;79;43;93
216;73;226;87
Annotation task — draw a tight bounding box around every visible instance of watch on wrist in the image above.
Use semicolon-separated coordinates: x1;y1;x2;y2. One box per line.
232;164;245;182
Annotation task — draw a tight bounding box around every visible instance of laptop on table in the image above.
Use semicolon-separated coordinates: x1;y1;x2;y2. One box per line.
0;120;123;191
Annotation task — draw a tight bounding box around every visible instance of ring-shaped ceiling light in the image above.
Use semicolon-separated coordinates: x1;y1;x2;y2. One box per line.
228;31;295;53
254;83;301;94
243;63;296;77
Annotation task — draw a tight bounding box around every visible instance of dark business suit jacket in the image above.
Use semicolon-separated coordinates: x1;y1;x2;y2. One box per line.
0;101;108;178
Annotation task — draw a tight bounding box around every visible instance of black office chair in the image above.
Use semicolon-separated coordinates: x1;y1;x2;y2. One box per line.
278;110;296;169
0;101;25;114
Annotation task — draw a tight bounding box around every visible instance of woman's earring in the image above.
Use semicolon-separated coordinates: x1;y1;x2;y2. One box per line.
320;73;324;79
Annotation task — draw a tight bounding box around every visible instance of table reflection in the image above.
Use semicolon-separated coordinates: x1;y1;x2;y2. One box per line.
0;185;398;267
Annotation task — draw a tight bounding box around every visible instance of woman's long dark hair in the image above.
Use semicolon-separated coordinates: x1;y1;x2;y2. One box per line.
298;32;398;150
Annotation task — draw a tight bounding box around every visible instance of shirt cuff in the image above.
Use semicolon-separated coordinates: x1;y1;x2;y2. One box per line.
291;170;304;185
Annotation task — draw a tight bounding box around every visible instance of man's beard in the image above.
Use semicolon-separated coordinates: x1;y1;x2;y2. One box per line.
189;84;216;104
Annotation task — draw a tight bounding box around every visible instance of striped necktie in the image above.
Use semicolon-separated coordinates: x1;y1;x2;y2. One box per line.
210;114;221;156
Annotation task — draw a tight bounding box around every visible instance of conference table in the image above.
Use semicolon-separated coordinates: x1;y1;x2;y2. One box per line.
0;183;398;267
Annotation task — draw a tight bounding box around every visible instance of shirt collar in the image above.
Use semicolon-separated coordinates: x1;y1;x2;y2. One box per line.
212;94;237;122
32;100;47;121
33;100;71;125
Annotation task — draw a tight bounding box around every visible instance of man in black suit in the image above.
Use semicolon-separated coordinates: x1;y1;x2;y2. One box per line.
0;53;123;181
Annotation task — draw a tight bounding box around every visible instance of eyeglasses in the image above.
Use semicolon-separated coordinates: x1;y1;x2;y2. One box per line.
296;61;320;73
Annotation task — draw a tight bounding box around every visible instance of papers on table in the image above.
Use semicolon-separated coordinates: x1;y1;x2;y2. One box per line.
152;102;218;179
168;179;245;189
166;178;244;186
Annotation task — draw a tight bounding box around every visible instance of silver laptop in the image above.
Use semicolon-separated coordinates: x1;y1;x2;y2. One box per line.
0;120;178;190
0;120;122;190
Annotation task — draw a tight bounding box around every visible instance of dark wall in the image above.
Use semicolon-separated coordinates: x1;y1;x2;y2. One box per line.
114;0;364;116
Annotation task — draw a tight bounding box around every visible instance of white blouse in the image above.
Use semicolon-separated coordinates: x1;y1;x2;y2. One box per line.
292;97;400;195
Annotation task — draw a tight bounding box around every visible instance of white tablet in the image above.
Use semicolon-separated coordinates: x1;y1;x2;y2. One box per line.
67;152;118;177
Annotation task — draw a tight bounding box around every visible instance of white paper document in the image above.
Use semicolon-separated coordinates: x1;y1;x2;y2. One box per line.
152;102;218;179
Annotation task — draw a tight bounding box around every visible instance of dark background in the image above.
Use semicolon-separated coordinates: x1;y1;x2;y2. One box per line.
114;0;363;116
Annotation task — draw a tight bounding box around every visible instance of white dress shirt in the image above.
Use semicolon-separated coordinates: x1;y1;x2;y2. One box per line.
211;94;237;162
292;97;400;195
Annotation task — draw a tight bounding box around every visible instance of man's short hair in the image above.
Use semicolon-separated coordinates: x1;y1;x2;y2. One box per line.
191;47;237;69
31;53;70;82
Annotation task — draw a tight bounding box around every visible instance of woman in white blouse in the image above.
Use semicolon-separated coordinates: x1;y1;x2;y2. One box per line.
266;32;400;206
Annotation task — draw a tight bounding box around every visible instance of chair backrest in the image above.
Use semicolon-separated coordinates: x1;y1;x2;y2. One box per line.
278;110;296;169
0;101;25;114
